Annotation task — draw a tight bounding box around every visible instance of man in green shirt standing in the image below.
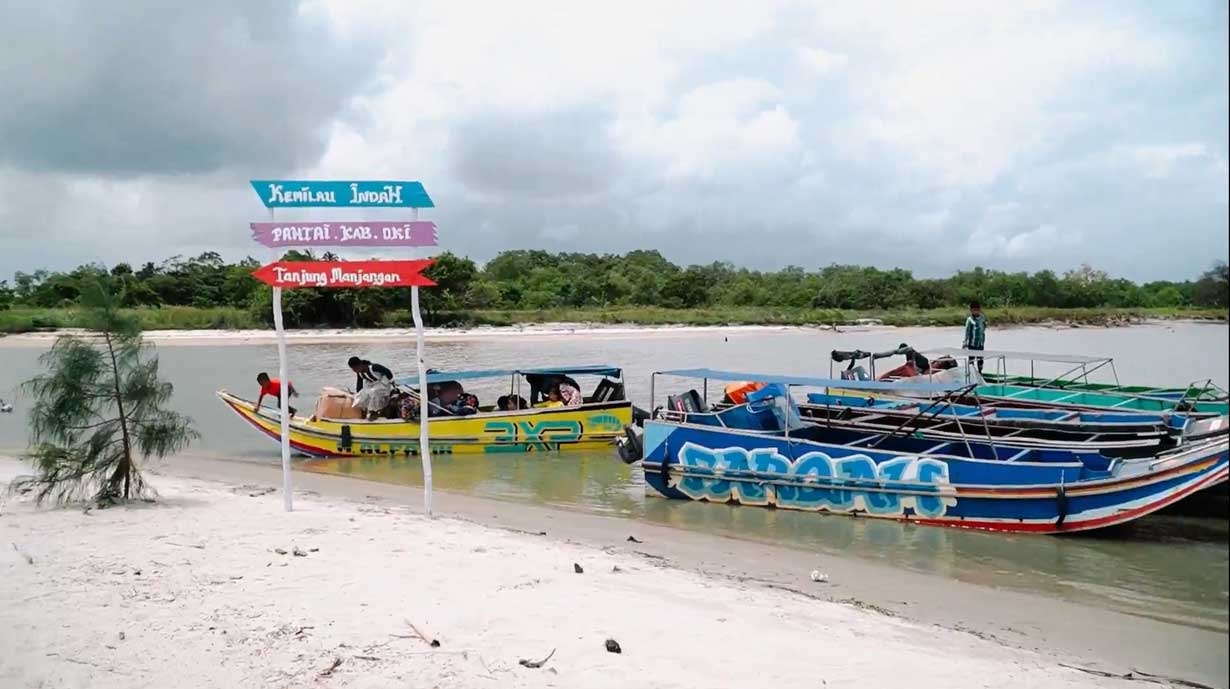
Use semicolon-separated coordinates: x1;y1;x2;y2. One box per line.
963;300;987;373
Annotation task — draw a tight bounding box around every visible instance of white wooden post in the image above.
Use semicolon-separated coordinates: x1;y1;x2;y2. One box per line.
411;206;433;516
273;285;293;512
269;206;293;512
412;285;432;516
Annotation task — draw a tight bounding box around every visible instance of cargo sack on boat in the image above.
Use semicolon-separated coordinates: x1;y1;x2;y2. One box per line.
723;381;766;405
315;387;365;420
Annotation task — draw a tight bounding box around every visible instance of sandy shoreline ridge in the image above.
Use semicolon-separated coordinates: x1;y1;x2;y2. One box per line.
2;453;1225;689
0;323;852;348
1;318;1222;348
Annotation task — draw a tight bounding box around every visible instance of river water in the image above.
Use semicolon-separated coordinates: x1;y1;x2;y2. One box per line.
1;323;1227;631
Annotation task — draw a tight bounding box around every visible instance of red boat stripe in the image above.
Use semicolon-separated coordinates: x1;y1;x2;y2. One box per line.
910;468;1228;533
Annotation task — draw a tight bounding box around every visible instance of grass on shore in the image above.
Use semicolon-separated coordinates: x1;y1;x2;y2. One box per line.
381;305;1227;328
0;306;260;333
2;304;1224;334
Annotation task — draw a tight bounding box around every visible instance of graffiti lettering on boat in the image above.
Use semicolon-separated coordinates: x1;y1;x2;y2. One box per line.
587;414;625;432
673;442;956;518
483;420;583;452
484;420;583;443
353;441;455;456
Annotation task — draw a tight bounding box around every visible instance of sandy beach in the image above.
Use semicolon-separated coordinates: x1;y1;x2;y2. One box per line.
1;318;1217;351
0;324;838;349
3;454;1223;689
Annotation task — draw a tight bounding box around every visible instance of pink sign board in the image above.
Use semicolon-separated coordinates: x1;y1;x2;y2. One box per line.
249;221;437;248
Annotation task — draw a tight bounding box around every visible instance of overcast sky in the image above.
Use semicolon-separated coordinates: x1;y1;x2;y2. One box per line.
1;0;1226;282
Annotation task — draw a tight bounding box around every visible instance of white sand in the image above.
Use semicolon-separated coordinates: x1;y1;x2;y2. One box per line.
0;457;1133;689
0;323;845;349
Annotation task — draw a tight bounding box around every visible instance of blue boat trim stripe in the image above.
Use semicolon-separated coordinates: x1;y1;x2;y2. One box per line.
655;368;966;393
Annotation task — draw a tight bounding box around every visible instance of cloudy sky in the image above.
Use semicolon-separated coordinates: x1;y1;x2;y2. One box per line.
1;0;1226;281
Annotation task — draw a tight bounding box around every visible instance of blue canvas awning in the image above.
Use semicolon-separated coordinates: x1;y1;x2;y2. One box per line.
654;367;967;394
923;347;1111;365
397;364;622;387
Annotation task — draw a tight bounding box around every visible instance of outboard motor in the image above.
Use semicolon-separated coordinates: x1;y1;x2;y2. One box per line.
616;425;644;464
631;405;650;427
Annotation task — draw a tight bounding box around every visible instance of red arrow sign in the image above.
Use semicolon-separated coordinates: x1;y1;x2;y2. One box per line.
252;260;436;288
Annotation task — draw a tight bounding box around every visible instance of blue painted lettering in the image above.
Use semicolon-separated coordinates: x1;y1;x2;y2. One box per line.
673;442;955;517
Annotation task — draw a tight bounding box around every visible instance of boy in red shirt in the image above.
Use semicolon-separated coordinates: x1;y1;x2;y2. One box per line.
256;372;298;417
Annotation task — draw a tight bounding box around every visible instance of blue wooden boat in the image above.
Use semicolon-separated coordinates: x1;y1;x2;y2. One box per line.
634;368;1229;534
839;346;1230;416
803;390;1190;433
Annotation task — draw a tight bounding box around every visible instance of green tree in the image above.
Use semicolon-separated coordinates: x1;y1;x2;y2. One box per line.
1192;262;1229;308
14;278;197;504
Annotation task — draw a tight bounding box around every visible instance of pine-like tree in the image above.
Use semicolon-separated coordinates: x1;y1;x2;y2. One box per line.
14;277;197;504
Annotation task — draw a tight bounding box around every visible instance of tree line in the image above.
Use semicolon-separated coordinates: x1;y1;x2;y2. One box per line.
1;250;1226;327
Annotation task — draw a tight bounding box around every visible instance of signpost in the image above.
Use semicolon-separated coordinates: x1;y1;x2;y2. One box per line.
250;221;437;248
252;260;436;288
248;179;437;514
250;180;434;208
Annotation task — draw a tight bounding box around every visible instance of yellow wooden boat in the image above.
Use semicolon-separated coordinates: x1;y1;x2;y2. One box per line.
216;365;633;457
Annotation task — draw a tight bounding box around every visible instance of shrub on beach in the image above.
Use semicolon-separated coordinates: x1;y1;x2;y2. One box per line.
12;277;197;504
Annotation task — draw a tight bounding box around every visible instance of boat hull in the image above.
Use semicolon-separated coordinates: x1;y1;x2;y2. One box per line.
795;402;1169;457
217;391;631;457
805;391;1181;434
970;384;1229;416
981;374;1227;402
639;420;1229;534
876;368;1229;416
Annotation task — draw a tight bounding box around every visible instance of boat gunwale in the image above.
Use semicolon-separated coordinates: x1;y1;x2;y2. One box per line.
791;402;1171;445
641;416;1228;479
217;389;631;425
215;390;632;452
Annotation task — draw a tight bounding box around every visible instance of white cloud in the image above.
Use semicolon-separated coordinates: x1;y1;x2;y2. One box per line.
1110;143;1224;179
1;0;1226;282
796;47;848;76
618;79;802;182
964;201;1083;260
818;2;1175;189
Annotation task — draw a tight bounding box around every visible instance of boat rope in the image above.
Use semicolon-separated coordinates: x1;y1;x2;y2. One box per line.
1055;478;1069;527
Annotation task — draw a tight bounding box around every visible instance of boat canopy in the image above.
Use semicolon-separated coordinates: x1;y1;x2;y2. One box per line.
924;348;1111;365
830;345;911;363
397;364;623;387
654;367;966;394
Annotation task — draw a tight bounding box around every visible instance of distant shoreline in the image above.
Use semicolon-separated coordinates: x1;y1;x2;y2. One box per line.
0;323;860;348
1;304;1225;342
0;316;1224;348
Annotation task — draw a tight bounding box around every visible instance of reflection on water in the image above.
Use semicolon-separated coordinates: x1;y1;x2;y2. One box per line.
303;446;1230;632
1;324;1227;631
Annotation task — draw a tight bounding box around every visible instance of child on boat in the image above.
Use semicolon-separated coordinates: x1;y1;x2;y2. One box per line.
255;372;298;417
963;301;987;373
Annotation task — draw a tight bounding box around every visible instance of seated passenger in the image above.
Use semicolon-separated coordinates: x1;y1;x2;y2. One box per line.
432;381;478;416
557;379;583;407
454;390;480;416
535;386;565;408
398;393;421;421
526;374;581;405
497;395;529;411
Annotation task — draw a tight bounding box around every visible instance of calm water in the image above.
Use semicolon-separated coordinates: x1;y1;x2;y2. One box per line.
1;323;1227;629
